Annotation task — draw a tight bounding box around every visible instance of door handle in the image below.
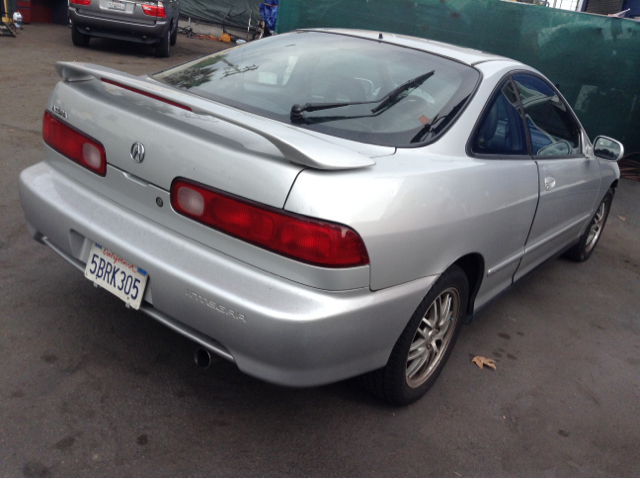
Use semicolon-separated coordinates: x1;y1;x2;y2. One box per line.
544;176;556;191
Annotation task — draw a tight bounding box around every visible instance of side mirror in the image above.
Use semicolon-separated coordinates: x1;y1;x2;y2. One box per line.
593;136;624;161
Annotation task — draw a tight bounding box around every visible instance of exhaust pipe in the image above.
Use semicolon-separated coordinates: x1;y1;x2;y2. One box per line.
194;347;212;369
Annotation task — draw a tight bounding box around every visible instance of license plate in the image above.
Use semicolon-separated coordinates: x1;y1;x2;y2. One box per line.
85;243;148;310
107;1;126;10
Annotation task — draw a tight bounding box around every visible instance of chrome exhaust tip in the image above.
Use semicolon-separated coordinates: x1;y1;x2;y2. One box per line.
194;347;212;369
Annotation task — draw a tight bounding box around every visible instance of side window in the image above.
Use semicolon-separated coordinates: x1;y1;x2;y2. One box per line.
472;80;527;156
512;74;581;156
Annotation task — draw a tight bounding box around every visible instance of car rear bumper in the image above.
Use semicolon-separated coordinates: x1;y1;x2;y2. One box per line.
19;162;435;387
69;7;170;43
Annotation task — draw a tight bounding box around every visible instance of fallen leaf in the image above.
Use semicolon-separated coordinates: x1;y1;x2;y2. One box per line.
472;356;496;370
617;215;626;221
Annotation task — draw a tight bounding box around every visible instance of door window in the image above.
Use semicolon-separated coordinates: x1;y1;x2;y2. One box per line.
512;74;581;156
471;80;527;156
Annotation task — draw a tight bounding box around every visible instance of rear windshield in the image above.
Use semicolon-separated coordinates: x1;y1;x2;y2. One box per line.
153;31;480;147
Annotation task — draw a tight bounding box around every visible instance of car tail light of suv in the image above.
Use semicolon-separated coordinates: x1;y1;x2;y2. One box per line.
43;111;107;176
141;2;166;17
70;0;91;5
171;179;370;268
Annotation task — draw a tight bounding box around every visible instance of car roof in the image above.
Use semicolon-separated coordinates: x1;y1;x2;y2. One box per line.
302;28;514;66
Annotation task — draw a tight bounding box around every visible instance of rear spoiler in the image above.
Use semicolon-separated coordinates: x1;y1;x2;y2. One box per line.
55;62;376;171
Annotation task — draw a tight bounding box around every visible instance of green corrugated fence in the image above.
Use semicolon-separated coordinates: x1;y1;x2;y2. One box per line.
276;0;640;155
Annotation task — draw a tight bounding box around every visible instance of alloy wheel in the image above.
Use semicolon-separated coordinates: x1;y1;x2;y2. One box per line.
406;287;460;388
585;199;608;254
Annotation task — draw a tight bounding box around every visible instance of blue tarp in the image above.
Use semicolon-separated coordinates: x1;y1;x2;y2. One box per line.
259;0;278;31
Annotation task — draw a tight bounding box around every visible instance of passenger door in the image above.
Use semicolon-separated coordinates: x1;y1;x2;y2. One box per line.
469;78;539;308
513;73;601;280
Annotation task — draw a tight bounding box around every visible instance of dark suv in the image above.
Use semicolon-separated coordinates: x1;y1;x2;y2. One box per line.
68;0;180;57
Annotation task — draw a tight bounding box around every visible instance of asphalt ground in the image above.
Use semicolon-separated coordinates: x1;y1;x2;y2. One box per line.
1;24;639;477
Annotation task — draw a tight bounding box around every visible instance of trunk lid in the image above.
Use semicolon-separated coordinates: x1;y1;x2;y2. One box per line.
49;79;301;207
48;63;390;208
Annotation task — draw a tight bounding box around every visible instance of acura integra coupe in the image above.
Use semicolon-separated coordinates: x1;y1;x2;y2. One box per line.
19;30;624;405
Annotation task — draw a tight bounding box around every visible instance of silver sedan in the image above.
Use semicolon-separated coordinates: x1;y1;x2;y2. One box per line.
19;29;623;405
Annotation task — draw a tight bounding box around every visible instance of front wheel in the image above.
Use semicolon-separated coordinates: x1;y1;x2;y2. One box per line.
156;29;170;57
360;265;469;406
564;188;613;262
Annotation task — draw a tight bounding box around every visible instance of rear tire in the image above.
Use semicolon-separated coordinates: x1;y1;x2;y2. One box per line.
71;26;90;47
359;265;469;406
156;28;170;57
564;189;613;262
169;20;178;46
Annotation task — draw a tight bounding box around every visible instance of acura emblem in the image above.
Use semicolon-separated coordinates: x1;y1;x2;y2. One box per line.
130;142;145;163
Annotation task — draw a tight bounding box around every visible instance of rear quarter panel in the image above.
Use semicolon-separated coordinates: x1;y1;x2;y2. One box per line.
285;152;539;296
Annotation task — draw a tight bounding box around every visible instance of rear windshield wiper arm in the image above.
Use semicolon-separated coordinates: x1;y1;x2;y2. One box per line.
290;70;435;121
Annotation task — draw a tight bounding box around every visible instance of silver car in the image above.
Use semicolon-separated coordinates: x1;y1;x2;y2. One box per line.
19;30;623;405
68;0;180;57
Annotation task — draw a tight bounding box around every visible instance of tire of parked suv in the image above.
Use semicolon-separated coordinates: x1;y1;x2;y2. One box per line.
71;26;90;47
170;20;178;46
156;28;170;57
359;265;469;406
564;188;614;262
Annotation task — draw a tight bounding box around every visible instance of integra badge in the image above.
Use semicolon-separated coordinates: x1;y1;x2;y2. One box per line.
52;105;67;119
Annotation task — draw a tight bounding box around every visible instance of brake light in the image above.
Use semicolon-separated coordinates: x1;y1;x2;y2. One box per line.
141;2;166;17
170;179;370;268
43;111;107;176
101;78;191;111
70;0;91;5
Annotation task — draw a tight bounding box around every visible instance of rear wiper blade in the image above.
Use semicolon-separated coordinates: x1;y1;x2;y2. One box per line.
370;70;435;114
290;70;435;121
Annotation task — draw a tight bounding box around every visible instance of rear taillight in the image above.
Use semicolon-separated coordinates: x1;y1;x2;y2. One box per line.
141;2;166;17
43;111;106;176
70;0;91;5
170;179;370;268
